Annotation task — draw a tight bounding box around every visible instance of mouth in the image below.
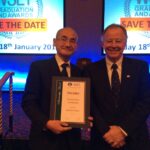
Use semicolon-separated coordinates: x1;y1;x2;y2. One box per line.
62;46;73;51
106;47;121;51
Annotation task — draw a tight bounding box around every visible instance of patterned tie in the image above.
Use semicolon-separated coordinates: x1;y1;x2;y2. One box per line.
61;63;69;77
111;63;120;108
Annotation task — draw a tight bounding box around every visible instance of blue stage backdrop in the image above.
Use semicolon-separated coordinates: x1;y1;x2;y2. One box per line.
1;0;150;91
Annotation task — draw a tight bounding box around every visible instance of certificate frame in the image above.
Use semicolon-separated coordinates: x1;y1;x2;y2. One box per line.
50;76;90;128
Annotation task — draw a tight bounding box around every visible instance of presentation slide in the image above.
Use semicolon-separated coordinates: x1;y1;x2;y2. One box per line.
0;0;64;54
104;0;150;54
0;0;64;91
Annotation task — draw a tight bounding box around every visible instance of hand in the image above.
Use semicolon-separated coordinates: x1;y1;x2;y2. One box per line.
103;125;126;148
46;120;72;134
111;140;126;149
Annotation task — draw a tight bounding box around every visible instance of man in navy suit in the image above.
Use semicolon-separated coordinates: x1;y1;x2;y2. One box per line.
84;24;150;150
22;27;83;150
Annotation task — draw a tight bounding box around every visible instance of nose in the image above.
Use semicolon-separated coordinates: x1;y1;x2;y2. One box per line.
65;40;71;47
111;40;117;47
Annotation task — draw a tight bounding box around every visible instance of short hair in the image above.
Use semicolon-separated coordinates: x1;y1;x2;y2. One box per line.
101;24;128;41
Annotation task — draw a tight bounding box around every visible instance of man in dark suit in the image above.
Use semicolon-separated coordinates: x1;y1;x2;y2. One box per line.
22;27;82;150
84;24;150;150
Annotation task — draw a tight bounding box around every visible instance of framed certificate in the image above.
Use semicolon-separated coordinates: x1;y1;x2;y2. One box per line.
50;77;90;128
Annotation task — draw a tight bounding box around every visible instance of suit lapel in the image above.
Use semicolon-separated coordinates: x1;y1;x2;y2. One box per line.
48;57;80;78
48;57;61;76
101;59;112;91
97;59;118;108
70;64;80;77
97;59;112;95
119;58;133;103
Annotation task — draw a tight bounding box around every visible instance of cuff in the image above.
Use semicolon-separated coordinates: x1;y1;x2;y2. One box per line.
119;126;128;137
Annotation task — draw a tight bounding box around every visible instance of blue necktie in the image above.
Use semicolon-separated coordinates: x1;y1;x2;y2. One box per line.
111;64;120;108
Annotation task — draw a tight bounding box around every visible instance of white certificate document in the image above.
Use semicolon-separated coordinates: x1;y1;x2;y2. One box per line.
61;81;85;123
50;77;90;128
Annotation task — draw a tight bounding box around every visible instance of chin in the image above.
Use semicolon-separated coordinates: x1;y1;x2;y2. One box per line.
62;54;72;58
64;52;74;56
108;54;119;59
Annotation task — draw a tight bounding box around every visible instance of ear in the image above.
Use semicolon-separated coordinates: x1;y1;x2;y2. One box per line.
100;35;104;48
53;38;56;46
100;40;104;48
74;43;78;50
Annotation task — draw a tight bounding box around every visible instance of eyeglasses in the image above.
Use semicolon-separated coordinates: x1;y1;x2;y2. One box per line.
56;36;77;44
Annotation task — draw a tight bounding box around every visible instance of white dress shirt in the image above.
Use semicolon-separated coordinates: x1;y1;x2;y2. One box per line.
55;54;71;77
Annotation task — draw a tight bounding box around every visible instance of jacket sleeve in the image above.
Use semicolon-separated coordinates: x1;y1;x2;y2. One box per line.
22;62;49;131
82;67;110;136
120;61;150;137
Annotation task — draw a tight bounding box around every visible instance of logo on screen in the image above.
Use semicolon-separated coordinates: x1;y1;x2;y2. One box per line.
68;82;73;87
0;0;43;38
123;0;150;37
137;0;149;4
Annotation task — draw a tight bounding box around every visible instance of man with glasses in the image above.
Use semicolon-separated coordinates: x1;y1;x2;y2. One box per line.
22;27;83;150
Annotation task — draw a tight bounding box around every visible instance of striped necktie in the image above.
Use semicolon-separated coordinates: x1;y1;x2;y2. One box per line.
111;63;120;108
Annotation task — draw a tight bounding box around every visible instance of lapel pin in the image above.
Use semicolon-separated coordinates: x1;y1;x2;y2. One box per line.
126;75;131;78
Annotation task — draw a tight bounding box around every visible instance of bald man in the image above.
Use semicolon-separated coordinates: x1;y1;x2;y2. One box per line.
22;27;82;150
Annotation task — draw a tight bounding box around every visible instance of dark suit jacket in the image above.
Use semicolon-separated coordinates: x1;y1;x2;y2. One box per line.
22;57;82;150
84;57;150;150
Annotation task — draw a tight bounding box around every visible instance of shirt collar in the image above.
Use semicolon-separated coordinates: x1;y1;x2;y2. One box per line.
55;54;70;68
105;56;123;70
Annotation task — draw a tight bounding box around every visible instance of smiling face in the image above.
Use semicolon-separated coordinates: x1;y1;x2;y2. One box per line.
102;26;127;63
53;27;78;61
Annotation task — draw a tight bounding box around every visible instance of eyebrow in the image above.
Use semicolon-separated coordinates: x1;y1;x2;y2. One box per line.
60;35;77;41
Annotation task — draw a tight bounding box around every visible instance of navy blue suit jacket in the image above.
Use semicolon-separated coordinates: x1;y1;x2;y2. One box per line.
84;57;150;150
22;57;82;150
